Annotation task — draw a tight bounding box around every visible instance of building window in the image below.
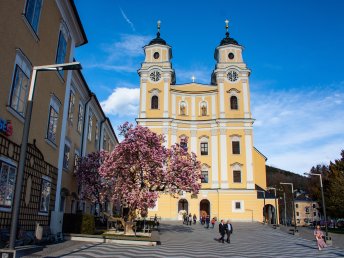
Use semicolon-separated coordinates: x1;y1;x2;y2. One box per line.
151;95;158;109
68;90;75;123
232;141;240;154
0;161;16;210
77;104;84;133
10;65;30;117
24;0;43;33
201;170;208;183
103;135;108;151
296;212;299;216
313;212;317;216
39;176;51;214
47;96;60;144
235;202;241;209
233;170;241;183
73;151;79;173
95;120;99;143
55;30;67;77
312;204;316;208
63;143;70;169
295;204;299;208
87;113;93;141
305;207;310;214
230;96;238;110
201;143;208;155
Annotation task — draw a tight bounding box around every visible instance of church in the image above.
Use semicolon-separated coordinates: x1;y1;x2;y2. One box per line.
136;21;276;222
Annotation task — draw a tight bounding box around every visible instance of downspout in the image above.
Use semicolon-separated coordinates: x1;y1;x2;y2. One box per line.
99;119;106;151
81;93;93;156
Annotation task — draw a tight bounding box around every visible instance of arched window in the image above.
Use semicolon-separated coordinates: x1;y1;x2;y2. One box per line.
230;96;238;110
151;95;159;109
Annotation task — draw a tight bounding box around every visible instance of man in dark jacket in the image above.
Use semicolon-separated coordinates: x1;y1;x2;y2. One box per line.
225;220;233;243
218;220;226;243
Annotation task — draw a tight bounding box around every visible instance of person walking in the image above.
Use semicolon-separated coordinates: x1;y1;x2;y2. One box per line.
314;225;327;251
188;213;192;226
193;214;197;224
225;220;233;243
211;217;216;228
218;220;226;243
205;215;210;229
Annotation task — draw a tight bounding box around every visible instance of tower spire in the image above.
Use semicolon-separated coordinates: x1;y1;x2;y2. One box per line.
225;19;229;38
157;20;161;38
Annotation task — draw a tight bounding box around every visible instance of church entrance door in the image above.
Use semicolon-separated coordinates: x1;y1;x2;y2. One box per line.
200;199;210;219
178;199;189;220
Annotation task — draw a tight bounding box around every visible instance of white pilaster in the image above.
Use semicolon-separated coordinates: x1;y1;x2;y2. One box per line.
190;129;197;154
242;78;250;118
218;76;225;118
171;127;177;145
212;94;216;119
191;96;195;120
163;76;169;117
211;128;219;188
172;93;176;118
140;78;147;118
220;127;228;188
245;129;254;189
163;122;169;147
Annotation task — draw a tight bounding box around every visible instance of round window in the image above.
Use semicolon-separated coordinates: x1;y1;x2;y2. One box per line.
228;53;235;60
153;52;160;59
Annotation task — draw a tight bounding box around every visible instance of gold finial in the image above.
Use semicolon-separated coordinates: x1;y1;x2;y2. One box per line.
225;19;229;37
191;75;196;83
157;20;161;32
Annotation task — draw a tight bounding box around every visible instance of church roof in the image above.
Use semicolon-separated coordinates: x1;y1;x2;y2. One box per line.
148;32;167;46
219;32;240;46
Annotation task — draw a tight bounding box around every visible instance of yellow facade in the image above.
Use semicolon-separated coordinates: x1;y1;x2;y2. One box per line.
137;28;275;222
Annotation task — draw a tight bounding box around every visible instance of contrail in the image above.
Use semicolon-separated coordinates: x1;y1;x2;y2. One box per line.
120;7;135;32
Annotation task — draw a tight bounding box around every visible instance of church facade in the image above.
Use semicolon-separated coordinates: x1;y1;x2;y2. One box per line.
137;22;275;222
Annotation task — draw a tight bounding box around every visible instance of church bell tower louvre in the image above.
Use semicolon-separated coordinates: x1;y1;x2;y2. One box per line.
136;20;273;223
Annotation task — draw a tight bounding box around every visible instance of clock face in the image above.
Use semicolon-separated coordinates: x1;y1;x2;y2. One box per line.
150;70;161;82
153;52;160;59
227;70;239;82
228;53;234;60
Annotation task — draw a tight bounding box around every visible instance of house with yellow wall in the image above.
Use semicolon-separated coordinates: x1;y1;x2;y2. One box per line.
137;22;276;222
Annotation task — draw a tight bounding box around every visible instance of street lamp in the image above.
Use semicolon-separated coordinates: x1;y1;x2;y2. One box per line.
267;187;279;226
280;182;298;234
9;62;82;249
257;190;266;224
304;173;329;240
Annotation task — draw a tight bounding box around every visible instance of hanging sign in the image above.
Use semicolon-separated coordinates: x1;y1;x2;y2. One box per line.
0;119;13;136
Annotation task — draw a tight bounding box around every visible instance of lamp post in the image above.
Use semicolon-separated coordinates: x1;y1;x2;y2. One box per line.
304;173;329;238
9;62;82;249
267;187;278;226
257;190;266;224
280;182;298;234
283;192;287;226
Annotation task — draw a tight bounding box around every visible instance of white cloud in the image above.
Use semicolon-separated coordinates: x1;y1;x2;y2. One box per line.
119;7;135;32
103;34;150;61
251;82;344;173
100;87;140;117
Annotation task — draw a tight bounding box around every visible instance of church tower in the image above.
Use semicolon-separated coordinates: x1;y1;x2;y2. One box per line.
138;21;175;121
137;20;274;223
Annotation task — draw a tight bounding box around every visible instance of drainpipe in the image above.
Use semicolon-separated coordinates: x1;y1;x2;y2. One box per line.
81;93;93;156
99;119;106;151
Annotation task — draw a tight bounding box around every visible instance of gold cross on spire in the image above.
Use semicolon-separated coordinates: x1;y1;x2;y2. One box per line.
191;75;196;83
225;19;229;32
157;20;161;32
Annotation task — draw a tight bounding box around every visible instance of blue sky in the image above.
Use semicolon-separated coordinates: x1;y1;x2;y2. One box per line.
74;0;344;174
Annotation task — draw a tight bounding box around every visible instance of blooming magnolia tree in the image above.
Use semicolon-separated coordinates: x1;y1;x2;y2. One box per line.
75;151;108;212
99;122;202;221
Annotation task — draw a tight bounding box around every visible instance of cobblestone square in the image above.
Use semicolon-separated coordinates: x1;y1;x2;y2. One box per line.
26;222;344;258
